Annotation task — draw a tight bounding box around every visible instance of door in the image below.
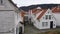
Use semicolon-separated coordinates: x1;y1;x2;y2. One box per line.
50;21;53;28
19;27;22;34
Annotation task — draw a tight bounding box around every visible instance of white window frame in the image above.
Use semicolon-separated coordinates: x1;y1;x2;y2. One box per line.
42;22;48;27
49;15;51;20
45;15;51;20
45;15;48;20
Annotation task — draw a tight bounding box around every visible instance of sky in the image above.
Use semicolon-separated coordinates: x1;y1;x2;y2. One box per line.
12;0;60;7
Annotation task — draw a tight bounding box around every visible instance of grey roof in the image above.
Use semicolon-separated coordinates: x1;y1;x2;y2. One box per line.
19;4;60;11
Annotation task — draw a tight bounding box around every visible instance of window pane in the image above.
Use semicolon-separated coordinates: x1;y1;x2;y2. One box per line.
42;22;48;27
46;15;48;19
49;15;51;19
42;22;44;27
46;22;48;26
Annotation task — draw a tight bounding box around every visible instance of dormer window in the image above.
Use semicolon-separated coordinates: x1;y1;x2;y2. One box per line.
0;0;3;5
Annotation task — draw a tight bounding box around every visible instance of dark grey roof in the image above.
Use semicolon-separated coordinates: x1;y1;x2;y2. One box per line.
19;4;60;11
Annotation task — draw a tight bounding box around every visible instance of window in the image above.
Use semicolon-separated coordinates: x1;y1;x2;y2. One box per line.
45;15;48;19
45;15;51;20
0;0;3;5
49;15;51;19
42;22;48;27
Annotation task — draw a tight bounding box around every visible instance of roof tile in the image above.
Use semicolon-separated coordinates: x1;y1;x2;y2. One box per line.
37;9;47;20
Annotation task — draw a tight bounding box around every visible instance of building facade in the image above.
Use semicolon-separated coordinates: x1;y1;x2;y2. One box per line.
0;0;24;34
30;7;56;29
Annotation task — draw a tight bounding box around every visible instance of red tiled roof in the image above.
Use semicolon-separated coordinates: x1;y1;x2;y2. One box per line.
32;9;38;13
51;6;60;13
34;9;42;14
21;11;25;17
32;8;42;14
37;9;47;20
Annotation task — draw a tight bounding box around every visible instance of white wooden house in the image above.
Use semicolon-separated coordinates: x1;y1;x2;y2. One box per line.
16;11;24;34
0;0;24;34
30;7;56;29
51;5;60;27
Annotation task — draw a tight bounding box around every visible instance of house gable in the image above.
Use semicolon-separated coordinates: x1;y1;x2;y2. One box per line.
31;7;42;19
0;0;19;32
37;9;55;21
0;0;17;10
45;9;53;15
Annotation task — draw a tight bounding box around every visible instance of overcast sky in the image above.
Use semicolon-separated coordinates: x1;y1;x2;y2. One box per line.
12;0;60;7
